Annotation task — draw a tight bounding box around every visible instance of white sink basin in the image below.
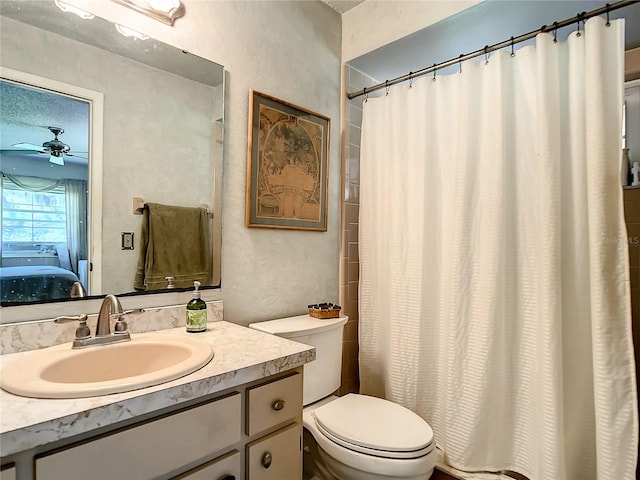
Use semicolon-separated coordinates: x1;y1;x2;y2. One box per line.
1;334;213;399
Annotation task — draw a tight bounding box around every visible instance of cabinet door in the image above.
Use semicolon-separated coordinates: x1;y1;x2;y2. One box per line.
173;450;240;480
36;393;241;480
247;423;301;480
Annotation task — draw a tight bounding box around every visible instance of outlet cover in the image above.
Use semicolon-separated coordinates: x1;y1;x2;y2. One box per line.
121;232;134;250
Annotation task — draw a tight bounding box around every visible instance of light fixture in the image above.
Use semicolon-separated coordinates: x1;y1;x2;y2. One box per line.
111;0;185;26
49;152;65;166
115;24;150;40
54;0;95;19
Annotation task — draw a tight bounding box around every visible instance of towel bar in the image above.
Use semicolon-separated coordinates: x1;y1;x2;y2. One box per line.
132;197;211;217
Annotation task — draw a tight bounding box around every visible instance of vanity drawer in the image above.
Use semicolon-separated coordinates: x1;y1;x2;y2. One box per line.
173;450;240;480
0;465;15;480
246;423;302;480
246;372;302;436
36;393;241;480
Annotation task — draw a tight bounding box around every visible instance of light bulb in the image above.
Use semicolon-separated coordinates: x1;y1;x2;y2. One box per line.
115;24;150;40
54;1;95;19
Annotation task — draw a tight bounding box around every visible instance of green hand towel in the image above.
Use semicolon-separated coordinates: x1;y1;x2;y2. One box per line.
134;202;211;290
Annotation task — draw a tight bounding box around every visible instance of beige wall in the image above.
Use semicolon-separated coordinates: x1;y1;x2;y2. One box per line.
342;0;482;62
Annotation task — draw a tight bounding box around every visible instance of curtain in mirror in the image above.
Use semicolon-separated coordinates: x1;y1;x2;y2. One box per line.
63;179;87;277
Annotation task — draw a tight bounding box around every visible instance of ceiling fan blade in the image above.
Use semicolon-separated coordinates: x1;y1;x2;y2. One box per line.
49;154;64;166
0;149;38;155
11;142;45;152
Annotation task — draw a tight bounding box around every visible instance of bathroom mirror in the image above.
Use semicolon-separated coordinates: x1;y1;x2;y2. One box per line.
0;0;224;317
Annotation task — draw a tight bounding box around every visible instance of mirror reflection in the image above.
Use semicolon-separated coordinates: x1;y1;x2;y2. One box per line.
1;81;90;303
0;0;224;309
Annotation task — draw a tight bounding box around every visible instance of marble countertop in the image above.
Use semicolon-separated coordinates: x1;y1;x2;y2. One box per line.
0;321;315;457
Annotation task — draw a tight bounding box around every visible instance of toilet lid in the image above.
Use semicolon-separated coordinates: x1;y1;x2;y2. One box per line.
312;394;434;458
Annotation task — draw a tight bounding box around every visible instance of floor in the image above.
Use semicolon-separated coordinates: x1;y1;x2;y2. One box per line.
432;468;462;480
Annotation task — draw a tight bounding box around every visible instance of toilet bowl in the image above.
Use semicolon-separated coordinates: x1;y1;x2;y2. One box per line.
302;394;435;480
249;315;436;480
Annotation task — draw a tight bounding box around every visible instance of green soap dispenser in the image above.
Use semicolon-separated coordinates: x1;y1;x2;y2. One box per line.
186;280;207;332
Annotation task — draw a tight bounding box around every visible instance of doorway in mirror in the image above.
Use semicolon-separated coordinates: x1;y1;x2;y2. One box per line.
0;68;104;304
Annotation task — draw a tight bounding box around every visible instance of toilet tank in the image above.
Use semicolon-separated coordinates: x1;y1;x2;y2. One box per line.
249;315;348;406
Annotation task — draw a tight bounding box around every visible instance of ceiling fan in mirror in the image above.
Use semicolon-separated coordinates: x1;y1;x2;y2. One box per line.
4;126;85;166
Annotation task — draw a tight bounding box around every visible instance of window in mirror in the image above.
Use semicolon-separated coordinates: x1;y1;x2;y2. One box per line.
2;184;67;243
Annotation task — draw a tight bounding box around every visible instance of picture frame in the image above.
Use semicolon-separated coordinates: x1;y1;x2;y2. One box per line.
245;90;330;231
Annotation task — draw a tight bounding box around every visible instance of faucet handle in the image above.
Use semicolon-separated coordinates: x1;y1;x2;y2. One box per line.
113;316;129;335
54;315;91;340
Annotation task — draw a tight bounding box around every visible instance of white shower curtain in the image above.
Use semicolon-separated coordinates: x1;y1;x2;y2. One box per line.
359;17;637;480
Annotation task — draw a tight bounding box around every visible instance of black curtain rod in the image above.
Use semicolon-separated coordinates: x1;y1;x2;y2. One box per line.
347;0;638;100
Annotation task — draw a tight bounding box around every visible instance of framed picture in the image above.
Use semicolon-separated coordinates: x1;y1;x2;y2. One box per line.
246;90;330;230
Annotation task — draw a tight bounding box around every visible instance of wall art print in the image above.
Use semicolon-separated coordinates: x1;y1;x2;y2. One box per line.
245;90;330;231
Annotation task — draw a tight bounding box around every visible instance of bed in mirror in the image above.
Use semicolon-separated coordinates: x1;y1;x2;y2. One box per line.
0;0;224;318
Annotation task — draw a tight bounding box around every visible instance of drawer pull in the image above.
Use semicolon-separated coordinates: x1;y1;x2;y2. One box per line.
262;451;273;469
272;400;285;411
217;476;235;480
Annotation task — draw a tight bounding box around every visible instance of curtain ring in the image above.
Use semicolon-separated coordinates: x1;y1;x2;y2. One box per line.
510;37;515;57
484;45;490;65
459;54;463;73
408;72;414;88
606;3;611;26
432;64;437;82
385;80;390;96
553;21;558;43
576;12;582;37
363;87;368;103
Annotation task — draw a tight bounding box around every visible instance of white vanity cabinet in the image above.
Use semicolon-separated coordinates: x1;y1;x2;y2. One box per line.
5;369;303;480
0;322;314;480
35;393;242;480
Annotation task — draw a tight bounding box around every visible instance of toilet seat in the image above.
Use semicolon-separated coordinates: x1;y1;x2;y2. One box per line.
312;394;434;459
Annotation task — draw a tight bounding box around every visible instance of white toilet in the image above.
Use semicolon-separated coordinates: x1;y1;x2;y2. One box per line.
249;315;436;480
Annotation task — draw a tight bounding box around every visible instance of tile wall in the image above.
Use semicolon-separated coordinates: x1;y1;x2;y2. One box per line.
339;65;378;395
